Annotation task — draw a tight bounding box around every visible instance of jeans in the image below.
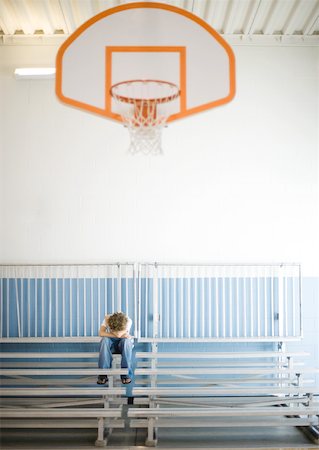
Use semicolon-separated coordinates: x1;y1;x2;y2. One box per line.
98;337;134;378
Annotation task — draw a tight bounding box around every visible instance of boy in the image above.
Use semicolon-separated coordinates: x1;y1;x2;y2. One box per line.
97;312;133;385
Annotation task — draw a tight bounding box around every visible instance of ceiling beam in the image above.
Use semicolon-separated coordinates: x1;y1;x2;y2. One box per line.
204;0;228;32
0;0;22;35
191;0;208;19
262;0;283;35
223;0;246;34
282;0;303;35
243;0;272;35
71;0;95;27
39;0;61;35
11;0;34;35
58;0;77;34
303;2;319;35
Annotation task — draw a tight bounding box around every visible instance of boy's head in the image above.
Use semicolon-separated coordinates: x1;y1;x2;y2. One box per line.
108;312;128;332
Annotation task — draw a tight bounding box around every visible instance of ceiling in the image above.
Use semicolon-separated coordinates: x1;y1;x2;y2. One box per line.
0;0;319;46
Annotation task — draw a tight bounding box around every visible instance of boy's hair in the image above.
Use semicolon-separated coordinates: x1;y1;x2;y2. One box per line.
108;312;128;332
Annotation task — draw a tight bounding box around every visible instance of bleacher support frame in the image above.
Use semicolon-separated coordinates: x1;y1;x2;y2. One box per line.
1;262;318;447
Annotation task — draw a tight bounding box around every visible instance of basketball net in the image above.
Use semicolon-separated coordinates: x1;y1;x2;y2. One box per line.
110;80;180;155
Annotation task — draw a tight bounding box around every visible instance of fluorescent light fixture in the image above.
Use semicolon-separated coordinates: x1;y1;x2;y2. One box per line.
14;67;56;79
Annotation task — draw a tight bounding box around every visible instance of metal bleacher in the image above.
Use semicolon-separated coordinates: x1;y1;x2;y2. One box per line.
1;263;318;447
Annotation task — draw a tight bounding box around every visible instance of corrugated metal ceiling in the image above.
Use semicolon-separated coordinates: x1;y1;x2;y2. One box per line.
0;0;318;45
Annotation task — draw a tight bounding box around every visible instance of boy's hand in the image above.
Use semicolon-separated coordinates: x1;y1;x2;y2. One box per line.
107;330;132;338
114;331;131;338
121;332;132;338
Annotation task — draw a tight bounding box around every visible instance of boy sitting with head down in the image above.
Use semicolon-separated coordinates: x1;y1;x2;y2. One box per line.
97;312;133;385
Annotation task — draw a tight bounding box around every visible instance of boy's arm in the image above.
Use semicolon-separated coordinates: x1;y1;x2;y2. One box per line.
99;325;116;337
99;315;112;337
99;315;132;338
99;327;132;338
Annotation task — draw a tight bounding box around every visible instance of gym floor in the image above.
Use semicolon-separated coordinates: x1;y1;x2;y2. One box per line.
1;424;318;450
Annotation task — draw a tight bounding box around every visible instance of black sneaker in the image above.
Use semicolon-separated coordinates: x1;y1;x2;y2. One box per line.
121;375;132;385
97;375;108;385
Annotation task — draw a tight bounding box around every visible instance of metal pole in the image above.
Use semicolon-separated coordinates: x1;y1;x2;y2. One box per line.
133;263;138;338
77;278;80;337
208;269;212;338
284;274;288;337
117;263;121;312
55;279;58;338
250;275;254;337
83;278;87;337
27;278;31;337
70;279;73;337
97;277;101;335
215;271;219;338
173;267;177;339
243;270;247;338
222;268;226;338
194;266;198;338
104;277;107;319
138;264;142;339
159;266;163;339
257;274;260;337
278;266;284;337
229;268;233;338
165;266;169;338
270;267;274;337
298;264;303;338
145;265;149;339
111;265;115;313
235;272;239;337
49;278;52;338
90;277;94;336
125;266;129;320
179;265;184;338
187;270;191;338
35;278;38;338
0;278;3;338
200;267;204;338
264;268;268;337
153;264;159;339
21;278;24;337
14;279;21;338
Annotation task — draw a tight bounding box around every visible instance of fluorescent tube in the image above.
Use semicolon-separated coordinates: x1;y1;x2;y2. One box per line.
14;68;56;79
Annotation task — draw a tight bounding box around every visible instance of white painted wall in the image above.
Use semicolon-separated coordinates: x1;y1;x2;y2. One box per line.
0;44;318;277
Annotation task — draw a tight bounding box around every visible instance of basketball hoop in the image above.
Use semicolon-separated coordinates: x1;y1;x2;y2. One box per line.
110;80;180;155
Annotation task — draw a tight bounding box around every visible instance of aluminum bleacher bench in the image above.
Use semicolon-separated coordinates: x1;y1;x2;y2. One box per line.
0;408;123;446
129;405;319;446
130;351;319;446
0;349;128;447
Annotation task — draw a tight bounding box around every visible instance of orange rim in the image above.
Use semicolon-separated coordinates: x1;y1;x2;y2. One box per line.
110;79;180;104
